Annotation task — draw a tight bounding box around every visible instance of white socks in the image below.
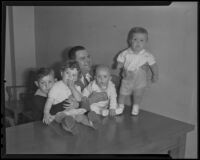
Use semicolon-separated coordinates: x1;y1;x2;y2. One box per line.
101;109;109;117
132;104;139;115
115;104;125;115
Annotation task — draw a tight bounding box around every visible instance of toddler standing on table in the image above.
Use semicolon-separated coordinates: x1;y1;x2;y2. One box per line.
43;60;99;133
82;65;124;117
116;27;159;115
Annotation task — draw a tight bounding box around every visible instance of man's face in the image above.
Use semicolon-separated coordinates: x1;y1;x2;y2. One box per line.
75;50;91;74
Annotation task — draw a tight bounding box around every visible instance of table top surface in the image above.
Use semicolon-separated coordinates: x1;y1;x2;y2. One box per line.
5;107;194;154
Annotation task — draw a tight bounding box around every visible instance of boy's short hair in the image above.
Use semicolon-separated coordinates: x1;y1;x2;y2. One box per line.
127;27;148;46
60;60;81;73
68;46;86;60
35;68;55;82
95;64;110;76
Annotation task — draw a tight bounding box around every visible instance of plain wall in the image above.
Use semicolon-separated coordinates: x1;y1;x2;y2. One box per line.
12;6;36;85
4;6;36;101
34;3;197;158
5;7;12;100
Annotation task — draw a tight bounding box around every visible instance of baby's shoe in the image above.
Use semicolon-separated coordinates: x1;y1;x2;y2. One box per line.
87;111;101;129
131;104;139;115
115;104;125;115
101;109;109;117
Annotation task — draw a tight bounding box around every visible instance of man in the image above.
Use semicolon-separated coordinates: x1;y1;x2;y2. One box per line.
68;46;94;91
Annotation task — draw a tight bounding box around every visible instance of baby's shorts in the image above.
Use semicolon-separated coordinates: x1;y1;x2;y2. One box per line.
119;68;147;96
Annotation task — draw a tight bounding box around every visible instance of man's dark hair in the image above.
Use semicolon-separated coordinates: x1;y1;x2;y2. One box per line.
68;46;86;60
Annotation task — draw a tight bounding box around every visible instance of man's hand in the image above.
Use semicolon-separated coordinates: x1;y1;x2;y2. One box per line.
63;97;79;109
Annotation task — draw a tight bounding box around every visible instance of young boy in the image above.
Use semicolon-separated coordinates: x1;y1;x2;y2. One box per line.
117;27;159;115
43;60;99;132
33;68;57;121
82;65;124;117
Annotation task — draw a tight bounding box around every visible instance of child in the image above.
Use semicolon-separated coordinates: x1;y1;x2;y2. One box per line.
32;68;57;121
116;27;159;115
82;65;124;117
43;60;99;132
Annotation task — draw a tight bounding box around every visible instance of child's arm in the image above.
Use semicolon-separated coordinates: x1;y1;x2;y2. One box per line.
43;97;55;124
109;84;118;116
67;80;82;102
149;63;159;83
116;62;124;69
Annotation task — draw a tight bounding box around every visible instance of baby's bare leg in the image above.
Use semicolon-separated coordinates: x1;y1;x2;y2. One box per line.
133;87;146;105
118;94;126;105
132;87;146;115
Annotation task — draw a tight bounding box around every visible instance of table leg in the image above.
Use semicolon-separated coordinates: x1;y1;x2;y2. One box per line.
168;134;186;158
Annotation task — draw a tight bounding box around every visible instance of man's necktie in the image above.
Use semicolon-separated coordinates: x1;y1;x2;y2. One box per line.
84;76;89;86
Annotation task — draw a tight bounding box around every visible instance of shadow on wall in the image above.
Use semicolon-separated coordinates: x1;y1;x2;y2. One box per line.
111;48;128;80
23;68;38;94
50;46;72;80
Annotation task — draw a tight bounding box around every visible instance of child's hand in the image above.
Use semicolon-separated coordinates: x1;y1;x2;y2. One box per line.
43;112;55;125
67;79;75;89
151;76;158;83
109;109;116;116
140;63;149;72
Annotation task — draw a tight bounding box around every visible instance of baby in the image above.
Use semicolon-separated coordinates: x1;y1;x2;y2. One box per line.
117;27;159;115
43;60;98;133
82;65;124;117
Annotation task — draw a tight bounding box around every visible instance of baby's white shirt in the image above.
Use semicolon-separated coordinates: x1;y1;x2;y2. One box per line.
82;80;117;109
48;80;81;105
117;48;156;72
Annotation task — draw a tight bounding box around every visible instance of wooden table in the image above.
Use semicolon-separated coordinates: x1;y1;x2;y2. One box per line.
5;107;194;158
